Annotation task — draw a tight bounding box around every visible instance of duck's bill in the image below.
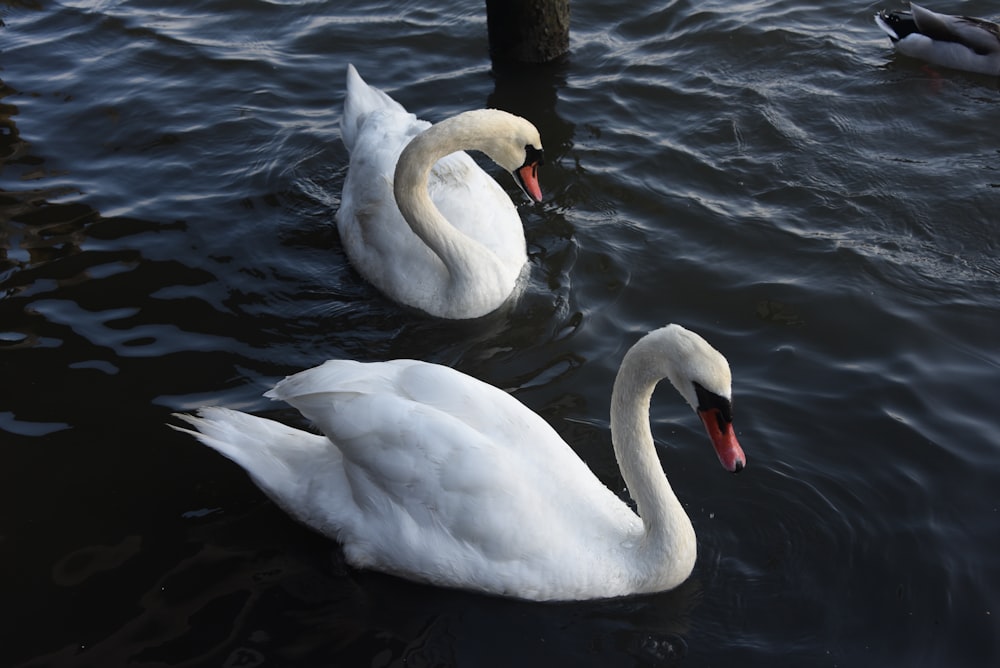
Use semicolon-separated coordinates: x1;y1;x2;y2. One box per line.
698;407;746;473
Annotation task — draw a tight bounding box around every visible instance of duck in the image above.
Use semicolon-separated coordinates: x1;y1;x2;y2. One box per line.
874;3;1000;76
335;64;545;320
172;324;747;602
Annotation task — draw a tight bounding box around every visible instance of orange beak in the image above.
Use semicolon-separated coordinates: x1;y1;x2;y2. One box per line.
698;407;746;473
515;161;543;203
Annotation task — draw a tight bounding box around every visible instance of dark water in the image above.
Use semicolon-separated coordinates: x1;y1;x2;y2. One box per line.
3;0;999;665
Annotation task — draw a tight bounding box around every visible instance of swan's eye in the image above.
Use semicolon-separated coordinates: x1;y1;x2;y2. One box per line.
523;144;545;168
693;382;733;425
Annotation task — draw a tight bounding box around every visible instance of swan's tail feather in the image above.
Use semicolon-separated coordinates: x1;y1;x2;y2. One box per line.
342;63;408;151
171;407;335;507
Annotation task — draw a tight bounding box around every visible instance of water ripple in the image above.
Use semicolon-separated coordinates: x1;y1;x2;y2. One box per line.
3;0;1000;665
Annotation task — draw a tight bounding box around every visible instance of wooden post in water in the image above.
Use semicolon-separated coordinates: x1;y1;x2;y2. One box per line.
486;0;570;64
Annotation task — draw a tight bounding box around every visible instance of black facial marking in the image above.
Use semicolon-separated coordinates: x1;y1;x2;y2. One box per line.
522;144;545;168
693;381;733;429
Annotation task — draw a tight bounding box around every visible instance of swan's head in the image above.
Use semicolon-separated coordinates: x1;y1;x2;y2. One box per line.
643;324;747;473
454;109;545;203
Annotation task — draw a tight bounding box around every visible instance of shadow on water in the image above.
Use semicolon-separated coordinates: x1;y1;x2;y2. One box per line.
17;497;699;667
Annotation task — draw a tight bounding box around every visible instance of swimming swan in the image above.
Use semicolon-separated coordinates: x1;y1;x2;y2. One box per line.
875;3;1000;76
173;324;747;601
336;64;545;319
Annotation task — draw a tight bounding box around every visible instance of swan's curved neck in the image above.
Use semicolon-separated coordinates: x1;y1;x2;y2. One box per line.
610;338;696;558
392;114;507;298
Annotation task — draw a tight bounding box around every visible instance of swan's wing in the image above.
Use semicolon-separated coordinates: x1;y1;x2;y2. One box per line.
428;152;526;267
335;105;442;277
341;64;410;152
337;106;427;225
340;119;524;266
265;360;636;577
267;359;569;462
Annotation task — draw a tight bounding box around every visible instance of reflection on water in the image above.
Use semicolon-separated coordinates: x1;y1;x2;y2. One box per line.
26;501;698;667
3;0;1000;666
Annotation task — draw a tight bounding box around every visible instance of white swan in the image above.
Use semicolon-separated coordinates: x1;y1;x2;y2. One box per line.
173;324;747;602
875;3;1000;76
335;64;545;319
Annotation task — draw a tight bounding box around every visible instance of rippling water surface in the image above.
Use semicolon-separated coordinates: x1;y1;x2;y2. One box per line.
3;1;999;666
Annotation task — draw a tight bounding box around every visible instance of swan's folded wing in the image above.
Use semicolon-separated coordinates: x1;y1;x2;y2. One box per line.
428;150;526;266
341;64;411;151
263;359;643;593
270;380;559;563
267;358;626;522
268;359;564;459
335;108;439;274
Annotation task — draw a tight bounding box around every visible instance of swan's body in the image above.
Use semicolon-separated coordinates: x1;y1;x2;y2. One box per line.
875;3;1000;76
174;325;746;601
336;64;544;319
